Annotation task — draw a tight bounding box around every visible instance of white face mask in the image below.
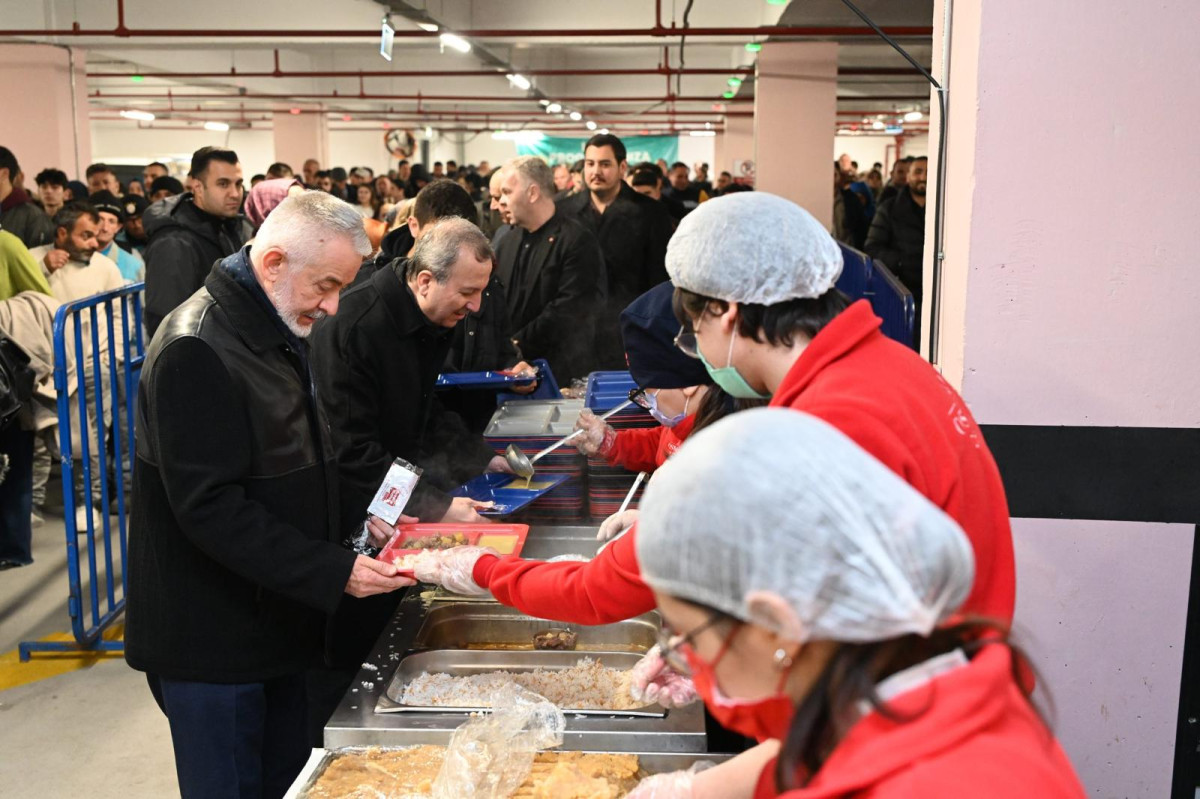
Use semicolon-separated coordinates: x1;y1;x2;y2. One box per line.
646;390;689;428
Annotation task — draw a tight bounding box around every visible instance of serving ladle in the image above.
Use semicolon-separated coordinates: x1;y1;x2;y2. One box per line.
504;399;636;479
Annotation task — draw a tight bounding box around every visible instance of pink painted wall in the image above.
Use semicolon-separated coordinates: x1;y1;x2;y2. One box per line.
716;102;755;181
0;44;92;181
272;112;330;176
754;43;837;227
933;0;1200;793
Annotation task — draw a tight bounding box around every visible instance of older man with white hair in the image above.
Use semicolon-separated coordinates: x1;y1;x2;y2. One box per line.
125;190;415;799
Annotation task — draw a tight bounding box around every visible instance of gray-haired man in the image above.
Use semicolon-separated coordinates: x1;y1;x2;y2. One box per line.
125;191;414;798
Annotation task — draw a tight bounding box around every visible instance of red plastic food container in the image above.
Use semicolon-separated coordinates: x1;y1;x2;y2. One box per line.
375;523;530;575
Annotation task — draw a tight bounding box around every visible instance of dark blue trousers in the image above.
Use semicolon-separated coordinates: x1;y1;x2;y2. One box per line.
147;672;310;799
0;426;34;566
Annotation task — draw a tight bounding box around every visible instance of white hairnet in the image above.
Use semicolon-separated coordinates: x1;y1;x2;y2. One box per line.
635;408;974;643
665;192;843;305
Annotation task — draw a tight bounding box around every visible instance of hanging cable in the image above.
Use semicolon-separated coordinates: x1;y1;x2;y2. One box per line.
837;0;949;365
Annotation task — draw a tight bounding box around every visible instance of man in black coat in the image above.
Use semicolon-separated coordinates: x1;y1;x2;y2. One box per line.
142;146;254;338
496;156;607;384
125;191;413;799
0;146;55;249
312;216;504;535
865;155;928;302
557;134;673;369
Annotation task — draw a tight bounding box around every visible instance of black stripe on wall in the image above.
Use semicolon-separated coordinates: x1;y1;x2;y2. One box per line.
979;425;1200;523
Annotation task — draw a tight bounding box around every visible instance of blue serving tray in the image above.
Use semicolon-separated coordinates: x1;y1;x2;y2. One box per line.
585;371;639;411
450;472;571;516
436;368;539;391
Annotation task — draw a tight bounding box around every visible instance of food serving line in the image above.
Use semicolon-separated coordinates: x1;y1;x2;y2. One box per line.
284;525;720;796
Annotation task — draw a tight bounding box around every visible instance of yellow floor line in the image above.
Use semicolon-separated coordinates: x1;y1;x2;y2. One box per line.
0;623;125;692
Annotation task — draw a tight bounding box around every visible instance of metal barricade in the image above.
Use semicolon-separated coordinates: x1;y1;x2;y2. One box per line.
19;283;145;660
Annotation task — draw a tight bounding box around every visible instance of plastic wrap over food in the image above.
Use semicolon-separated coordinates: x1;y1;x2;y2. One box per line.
431;684;566;799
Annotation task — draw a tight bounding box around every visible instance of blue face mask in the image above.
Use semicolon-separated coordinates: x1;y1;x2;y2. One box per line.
646;390;689;428
697;329;771;400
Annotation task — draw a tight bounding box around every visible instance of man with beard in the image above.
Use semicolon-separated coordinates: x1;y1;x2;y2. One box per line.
879;156;912;204
557;134;673;369
126;191;413;798
142;146;253;338
29;204;127;524
866;155;928;312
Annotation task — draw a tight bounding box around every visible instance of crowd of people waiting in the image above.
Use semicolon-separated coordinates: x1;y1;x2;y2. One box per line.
0;132;1085;798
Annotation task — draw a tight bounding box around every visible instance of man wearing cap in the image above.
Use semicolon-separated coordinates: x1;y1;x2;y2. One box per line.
666;191;1016;625
148;176;184;203
89;191;143;282
116;194;150;258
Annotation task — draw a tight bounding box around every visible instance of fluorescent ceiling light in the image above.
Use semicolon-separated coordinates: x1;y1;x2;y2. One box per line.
871;120;885;130
439;32;471;53
538;98;550;107
204;121;230;132
586;120;597;130
689;130;716;137
417;22;439;32
903;110;923;122
569;110;582;121
599;128;609;134
380;19;394;61
120;109;156;122
424;125;434;138
506;73;532;91
546;102;562;114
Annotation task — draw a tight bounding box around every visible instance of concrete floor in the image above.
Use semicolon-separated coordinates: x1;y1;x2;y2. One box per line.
0;512;179;797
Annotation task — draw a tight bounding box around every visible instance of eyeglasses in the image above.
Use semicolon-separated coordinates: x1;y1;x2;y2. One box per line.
656;613;730;675
628;386;659;411
673;324;700;360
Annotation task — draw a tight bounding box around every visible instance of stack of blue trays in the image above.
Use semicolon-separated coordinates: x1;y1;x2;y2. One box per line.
482;398;588;523
583;371;658;520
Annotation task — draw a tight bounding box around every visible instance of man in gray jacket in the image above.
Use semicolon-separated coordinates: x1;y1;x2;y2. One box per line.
0;147;55;250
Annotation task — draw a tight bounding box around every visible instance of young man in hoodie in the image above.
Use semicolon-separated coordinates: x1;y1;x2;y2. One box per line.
142;146;253;339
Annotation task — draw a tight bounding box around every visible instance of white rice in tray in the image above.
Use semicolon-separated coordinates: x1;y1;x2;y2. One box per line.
400;657;642;710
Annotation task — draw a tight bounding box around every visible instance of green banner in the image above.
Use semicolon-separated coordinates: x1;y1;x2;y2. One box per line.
516;135;679;166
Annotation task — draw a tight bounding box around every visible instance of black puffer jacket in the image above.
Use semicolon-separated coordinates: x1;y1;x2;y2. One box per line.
865;188;926;300
126;253;356;683
142;193;253;339
0;196;54;249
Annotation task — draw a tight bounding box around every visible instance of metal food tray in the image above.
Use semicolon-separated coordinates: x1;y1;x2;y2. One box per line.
376;650;666;717
289;746;732;799
412;603;659;654
485;399;585;436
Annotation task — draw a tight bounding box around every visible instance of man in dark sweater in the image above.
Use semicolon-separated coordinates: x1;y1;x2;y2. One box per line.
125;191;413;798
142;146;254;339
0;147;54;249
865;155;928;302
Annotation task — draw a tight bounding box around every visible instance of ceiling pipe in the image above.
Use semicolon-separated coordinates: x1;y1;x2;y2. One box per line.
85;65;920;79
89;90;931;103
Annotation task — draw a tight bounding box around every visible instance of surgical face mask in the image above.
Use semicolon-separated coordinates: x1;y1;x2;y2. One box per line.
683;633;795;742
646;390;689;428
697;328;771;400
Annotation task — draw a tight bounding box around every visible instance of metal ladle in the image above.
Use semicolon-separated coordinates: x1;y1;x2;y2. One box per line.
505;399;635;478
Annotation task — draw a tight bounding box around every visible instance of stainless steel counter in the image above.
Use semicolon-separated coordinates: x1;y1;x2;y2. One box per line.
324;525;709;753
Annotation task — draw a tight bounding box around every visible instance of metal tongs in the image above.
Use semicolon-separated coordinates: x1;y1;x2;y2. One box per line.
504;398;636;478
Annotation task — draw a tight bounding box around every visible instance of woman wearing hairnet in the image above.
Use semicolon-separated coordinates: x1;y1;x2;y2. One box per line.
665;191;1015;625
625;408;1083;798
413;283;740;628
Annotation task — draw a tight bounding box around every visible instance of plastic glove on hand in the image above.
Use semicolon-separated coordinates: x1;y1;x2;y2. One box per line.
572;409;618;457
412;546;495;596
629;645;700;708
625;770;697;799
596;509;639;541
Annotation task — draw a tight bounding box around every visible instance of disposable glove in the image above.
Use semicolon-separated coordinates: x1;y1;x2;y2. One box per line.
596;509;639;542
412;546;496;596
629;645;700;708
572;409;618;457
625;769;699;798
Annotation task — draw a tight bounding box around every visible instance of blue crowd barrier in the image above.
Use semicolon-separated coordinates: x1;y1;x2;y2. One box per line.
835;243;916;349
20;283;145;661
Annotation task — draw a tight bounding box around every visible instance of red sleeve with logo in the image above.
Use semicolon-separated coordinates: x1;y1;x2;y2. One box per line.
605;416;695;473
471;527;655;625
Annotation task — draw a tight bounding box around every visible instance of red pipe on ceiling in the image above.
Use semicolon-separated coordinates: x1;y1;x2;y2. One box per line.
84;66;920;79
89;91;930;103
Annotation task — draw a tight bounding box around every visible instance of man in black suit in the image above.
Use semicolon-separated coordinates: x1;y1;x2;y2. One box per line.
557;134;673;368
495;156;606;383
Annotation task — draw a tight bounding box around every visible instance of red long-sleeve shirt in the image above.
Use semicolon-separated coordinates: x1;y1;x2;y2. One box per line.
474;300;1015;626
605;416;694;473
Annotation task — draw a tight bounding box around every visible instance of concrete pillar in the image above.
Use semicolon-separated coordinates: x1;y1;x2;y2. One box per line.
0;44;91;181
272;112;330;175
754;42;837;227
932;1;1200;794
718;102;755;186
